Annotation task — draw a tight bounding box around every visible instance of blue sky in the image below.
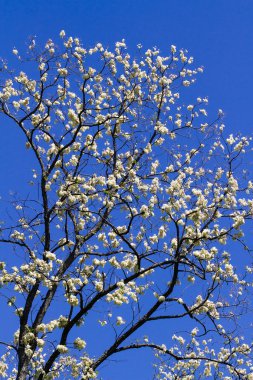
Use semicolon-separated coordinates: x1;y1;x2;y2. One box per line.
1;0;253;196
1;0;253;194
0;1;253;378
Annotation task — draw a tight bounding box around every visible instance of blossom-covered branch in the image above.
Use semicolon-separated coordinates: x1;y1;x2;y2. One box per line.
0;32;252;379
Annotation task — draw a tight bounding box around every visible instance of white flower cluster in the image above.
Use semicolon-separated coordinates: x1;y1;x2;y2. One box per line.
0;32;252;380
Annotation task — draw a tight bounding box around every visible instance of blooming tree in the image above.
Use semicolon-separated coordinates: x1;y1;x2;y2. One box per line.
0;32;253;379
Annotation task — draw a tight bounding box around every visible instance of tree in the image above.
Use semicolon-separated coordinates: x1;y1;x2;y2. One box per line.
0;31;252;379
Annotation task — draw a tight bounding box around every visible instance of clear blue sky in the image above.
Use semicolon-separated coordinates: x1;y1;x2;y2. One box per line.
1;0;253;196
0;1;253;378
